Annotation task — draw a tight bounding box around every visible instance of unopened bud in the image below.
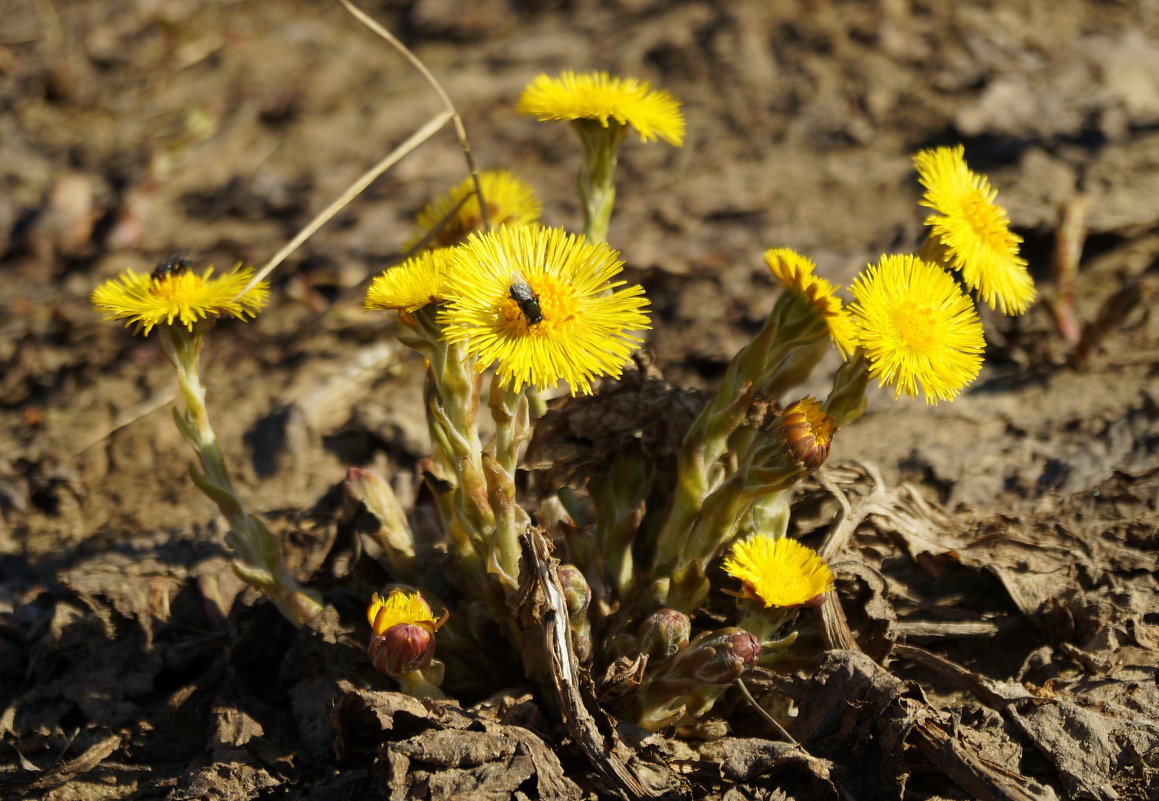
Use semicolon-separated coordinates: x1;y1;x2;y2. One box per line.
557;564;591;621
670;628;760;685
637;608;691;661
365;589;444;677
344;468;416;580
779;397;835;470
557;564;593;663
369;623;436;676
822;352;869;428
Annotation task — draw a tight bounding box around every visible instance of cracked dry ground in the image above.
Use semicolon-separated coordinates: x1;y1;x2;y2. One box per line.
1;1;1157;799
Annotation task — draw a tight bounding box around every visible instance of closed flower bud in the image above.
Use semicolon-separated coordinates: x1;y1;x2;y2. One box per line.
637;608;691;661
369;622;436;676
365;589;445;678
671;628;760;685
557;564;594;663
557;564;591;620
779;397;835;470
823;352;870;428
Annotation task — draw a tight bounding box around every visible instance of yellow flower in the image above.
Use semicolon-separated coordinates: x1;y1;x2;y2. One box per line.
406;170;541;251
764;248;858;358
914;145;1035;315
517;70;685;146
365;247;456;313
849;254;985;404
91;263;268;335
723;535;835;608
438;225;651;395
367;589;444;636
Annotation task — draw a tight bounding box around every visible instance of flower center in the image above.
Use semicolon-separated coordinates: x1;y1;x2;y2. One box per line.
894;300;940;353
962;189;1006;247
498;272;579;336
149;272;199;303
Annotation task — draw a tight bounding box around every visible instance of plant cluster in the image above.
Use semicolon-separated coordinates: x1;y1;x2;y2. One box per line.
92;68;1032;734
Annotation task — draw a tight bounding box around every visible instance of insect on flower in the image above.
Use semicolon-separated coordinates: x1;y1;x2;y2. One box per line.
508;271;543;324
151;253;191;282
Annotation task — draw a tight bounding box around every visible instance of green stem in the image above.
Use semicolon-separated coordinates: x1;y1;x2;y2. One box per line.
650;292;829;575
403;308;493;595
575;120;628;243
486;378;531;590
159;325;322;627
590;451;651;596
395;668;447;700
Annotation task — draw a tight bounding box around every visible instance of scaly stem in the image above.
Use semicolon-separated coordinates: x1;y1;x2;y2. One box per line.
401;308;491;596
574;120;628;243
486;378;530;590
651;291;825;573
159;324;323;627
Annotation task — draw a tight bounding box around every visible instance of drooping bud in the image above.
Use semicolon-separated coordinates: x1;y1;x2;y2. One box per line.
778;397;835;470
637;608;691;662
667;628;761;685
633;627;762;731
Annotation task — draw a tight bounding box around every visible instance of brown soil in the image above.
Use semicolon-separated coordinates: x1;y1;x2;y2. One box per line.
1;1;1157;799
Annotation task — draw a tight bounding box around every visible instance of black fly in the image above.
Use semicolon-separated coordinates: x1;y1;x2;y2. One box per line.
152;253;191;282
508;272;543;324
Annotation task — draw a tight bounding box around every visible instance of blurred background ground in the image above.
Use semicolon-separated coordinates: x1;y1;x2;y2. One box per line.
0;1;1157;799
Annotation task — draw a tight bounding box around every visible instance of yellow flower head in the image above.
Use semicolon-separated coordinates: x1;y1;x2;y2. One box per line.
91;262;268;335
438;224;651;395
367;589;445;636
764;248;858;358
517;70;685;146
365;247;456;313
914;145;1035;315
849;254;985;404
723;535;835;608
407;170;542;251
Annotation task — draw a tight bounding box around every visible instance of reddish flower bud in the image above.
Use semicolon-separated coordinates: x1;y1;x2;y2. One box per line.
369;622;436;676
670;628;761;685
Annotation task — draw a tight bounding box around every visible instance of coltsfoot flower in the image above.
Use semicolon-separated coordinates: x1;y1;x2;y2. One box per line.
764;248;857;358
779;397;836;469
406;170;541;251
517;70;685;146
849;254;986;404
365;247;456;313
723;535;835;609
915;145;1036;315
367;589;444;636
438;224;651;395
367;589;445;676
91;261;268;334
